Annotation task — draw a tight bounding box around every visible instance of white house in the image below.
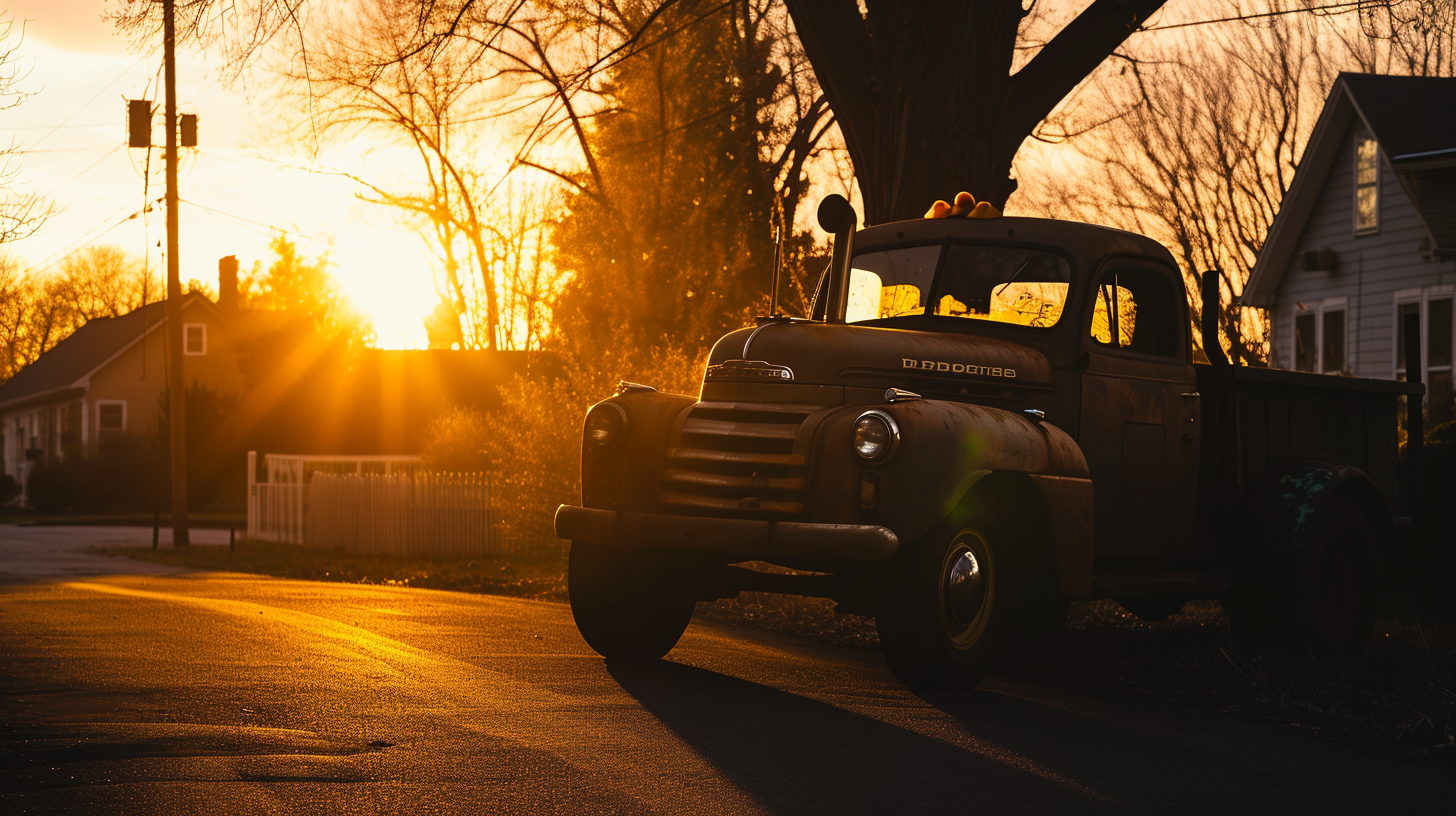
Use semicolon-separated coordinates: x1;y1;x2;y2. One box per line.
1243;73;1456;427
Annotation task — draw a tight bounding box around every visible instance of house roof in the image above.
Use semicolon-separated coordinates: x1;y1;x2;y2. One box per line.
1243;73;1456;307
0;294;216;411
1340;73;1456;164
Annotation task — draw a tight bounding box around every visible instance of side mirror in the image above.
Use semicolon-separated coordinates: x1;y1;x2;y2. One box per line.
817;194;856;233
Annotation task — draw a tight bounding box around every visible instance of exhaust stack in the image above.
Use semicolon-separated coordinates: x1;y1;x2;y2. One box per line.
817;194;857;323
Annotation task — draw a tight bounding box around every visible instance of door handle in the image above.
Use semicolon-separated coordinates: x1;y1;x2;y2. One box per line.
1179;391;1200;398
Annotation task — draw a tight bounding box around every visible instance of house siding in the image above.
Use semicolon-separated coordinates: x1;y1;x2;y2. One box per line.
1271;121;1456;377
84;301;243;445
1;298;245;486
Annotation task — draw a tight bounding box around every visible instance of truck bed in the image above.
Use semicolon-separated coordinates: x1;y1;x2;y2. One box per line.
1196;363;1421;514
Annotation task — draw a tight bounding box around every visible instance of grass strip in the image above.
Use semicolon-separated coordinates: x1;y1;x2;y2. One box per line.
101;539;569;600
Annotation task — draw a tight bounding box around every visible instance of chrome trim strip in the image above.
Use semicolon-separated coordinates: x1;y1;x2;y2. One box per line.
742;321;778;358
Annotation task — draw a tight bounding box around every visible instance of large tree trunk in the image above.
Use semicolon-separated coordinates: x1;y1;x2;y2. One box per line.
784;0;1167;224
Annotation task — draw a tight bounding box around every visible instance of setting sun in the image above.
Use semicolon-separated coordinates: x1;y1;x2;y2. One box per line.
0;1;461;349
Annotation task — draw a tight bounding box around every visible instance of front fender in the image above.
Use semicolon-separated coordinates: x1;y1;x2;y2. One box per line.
808;399;1090;544
581;389;696;510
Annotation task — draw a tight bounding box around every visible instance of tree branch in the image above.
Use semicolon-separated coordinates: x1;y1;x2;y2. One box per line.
1011;0;1167;127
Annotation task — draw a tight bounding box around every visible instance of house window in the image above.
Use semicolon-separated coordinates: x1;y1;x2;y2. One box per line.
1355;135;1379;234
1322;308;1347;374
97;401;126;434
184;323;206;355
1432;299;1453;426
1293;299;1347;374
1397;291;1455;426
1295;312;1316;371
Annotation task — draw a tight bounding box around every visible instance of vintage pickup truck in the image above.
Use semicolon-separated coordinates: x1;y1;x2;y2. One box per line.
554;195;1422;688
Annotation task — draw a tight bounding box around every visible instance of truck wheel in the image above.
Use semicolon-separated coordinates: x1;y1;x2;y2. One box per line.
1294;499;1379;657
1228;497;1380;656
568;541;696;660
876;509;1032;689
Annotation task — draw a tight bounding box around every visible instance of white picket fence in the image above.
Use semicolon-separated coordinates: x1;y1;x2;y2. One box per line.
247;452;421;544
305;471;514;558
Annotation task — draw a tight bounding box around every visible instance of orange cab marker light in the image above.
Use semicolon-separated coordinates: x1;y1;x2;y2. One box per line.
925;191;1002;220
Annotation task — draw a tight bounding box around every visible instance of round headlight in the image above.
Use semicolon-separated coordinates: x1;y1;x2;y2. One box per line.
584;403;627;447
853;411;899;461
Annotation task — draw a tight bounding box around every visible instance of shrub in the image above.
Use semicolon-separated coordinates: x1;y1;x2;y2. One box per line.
156;382;243;510
23;434;161;513
25;461;76;513
420;408;494;473
421;344;709;555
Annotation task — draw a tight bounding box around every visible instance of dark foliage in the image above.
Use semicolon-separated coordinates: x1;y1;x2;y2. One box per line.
1406;421;1456;615
551;0;787;357
157;381;243;510
25;434;160;514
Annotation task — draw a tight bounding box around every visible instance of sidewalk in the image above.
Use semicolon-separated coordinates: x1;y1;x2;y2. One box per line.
0;524;231;582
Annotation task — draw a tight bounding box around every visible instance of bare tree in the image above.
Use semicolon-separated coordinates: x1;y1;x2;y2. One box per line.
781;0;1168;223
0;258;34;380
1024;2;1455;364
107;0;311;85
0;246;158;382
0;16;54;247
282;0;832;352
57;245;157;321
372;1;1167;224
277;0;562;350
1339;0;1456;76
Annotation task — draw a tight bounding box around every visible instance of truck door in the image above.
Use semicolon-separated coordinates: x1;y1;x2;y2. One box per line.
1078;260;1200;560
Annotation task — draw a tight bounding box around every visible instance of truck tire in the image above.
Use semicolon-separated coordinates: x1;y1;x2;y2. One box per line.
876;500;1038;689
568;541;696;660
1228;496;1379;656
1293;499;1379;657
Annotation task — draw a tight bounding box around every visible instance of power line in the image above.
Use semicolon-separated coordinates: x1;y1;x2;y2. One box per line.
12;145;121;155
40;145;124;200
23;195;159;277
1137;1;1369;33
180;197;331;244
5;122;113;131
25;52;151;151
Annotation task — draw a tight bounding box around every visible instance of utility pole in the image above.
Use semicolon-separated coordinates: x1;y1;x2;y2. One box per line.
163;0;189;547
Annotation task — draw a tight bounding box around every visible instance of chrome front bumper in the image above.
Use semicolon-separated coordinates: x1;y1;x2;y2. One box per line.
554;505;899;561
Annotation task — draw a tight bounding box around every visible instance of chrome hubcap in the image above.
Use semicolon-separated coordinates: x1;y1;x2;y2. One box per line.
945;546;986;628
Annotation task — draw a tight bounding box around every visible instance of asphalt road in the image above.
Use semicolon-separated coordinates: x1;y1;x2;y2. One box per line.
1;527;1451;814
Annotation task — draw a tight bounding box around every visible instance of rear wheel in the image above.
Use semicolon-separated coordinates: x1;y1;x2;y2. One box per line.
568;541;696;660
876;501;1041;689
1294;500;1379;656
1227;496;1379;656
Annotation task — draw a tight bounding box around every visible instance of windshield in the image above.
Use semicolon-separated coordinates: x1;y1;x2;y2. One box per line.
846;243;1072;328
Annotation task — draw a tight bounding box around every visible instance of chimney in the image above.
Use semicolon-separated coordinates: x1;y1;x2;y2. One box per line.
218;255;238;311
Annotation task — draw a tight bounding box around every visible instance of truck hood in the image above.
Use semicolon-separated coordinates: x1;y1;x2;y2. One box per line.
707;322;1053;398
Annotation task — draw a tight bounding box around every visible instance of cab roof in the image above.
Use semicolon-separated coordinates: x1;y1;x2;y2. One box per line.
855;216;1177;271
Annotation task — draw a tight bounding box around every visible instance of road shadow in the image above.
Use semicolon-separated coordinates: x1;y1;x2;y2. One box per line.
605;659;1118;815
609;658;1456;815
914;685;1456;814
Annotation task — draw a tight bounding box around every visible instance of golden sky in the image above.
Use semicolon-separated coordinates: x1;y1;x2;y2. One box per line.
1;0;440;348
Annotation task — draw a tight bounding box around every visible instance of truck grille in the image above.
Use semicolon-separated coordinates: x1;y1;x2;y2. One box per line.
661;401;818;516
